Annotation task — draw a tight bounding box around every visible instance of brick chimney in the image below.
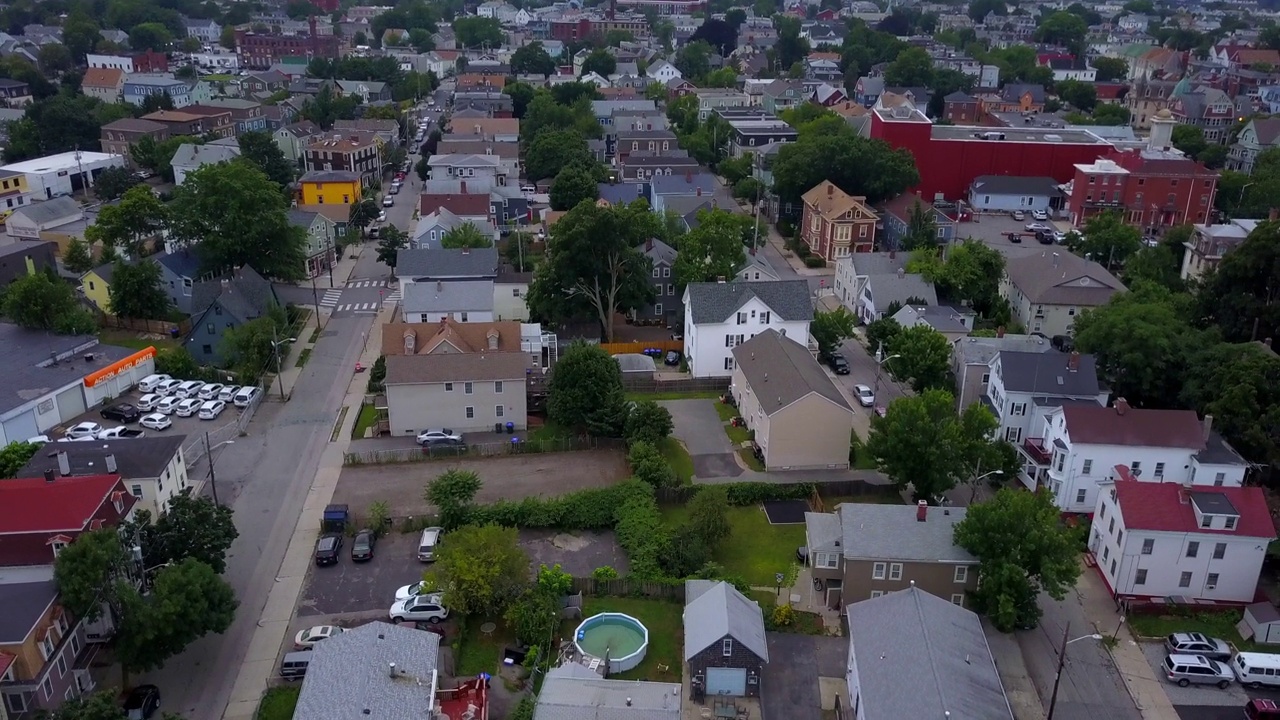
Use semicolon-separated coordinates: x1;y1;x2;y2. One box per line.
645;237;653;251
826;183;833;197
1115;398;1130;416
916;500;927;521
1067;352;1080;372
996;325;1005;338
685;170;692;182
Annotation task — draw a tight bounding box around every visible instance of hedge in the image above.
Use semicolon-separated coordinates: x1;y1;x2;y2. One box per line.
468;480;654;529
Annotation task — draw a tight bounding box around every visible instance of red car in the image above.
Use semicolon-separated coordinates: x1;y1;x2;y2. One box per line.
394;172;406;181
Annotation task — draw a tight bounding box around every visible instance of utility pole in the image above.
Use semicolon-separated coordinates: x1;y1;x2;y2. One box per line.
204;432;221;505
272;324;286;400
1046;622;1071;720
310;269;320;330
327;239;335;287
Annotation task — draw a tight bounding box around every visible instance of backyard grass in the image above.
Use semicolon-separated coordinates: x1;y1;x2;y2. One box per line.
526;420;573;443
295;348;312;368
848;431;879;470
256;686;300;720
455;617;510;676
714;401;738;422
658;437;694;483
98;329;179;351
625;390;722;401
350;404;378;440
581;596;683;683
751;590;828;635
725;423;750;445
738;448;764;471
662;505;805;586
1128;609;1262;652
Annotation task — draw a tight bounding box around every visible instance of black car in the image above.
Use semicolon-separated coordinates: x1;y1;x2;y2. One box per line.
351;529;375;562
826;354;850;375
664;350;682;367
124;684;161;720
315;533;342;566
101;403;141;423
1007;232;1022;244
423;438;467;456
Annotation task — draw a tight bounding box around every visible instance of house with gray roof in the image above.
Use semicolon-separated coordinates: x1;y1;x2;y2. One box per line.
648;172;718;214
683;279;814;378
736;250;779;283
5;197;83;239
1000;250;1124;337
966;174;1064;213
845;587;1014;720
534;663;680;720
402;280;495;324
984;349;1107;445
731;329;853;470
151;250;203;314
806;501;980;609
183;265;279;365
334;79;390;103
951;333;1053;411
18;435;189;517
890;303;974;342
684;580;768;698
638;237;679;325
412;207;499;249
171;142;241;186
293;621;441;720
859;266;938;325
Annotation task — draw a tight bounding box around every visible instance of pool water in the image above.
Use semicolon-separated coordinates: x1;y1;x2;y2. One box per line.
578;617;646;659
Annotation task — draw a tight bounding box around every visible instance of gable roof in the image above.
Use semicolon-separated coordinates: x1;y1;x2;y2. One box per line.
802;181;876;221
82;67;124;88
381;320;523;356
152;250;202;279
838;502;976;563
686;280;812;324
0;475;124;533
1003;251;1125;306
419;192;491;217
402;280;494;313
18;436;186;480
683;580;768;661
190;266;277;320
996;351;1102;396
293;622;440;720
846;587;1013;720
1111;476;1275;538
650;172;717;195
955;334;1052;366
171;142;240;168
384;351;529;385
864;271;936;310
396;247;499;279
1061;403;1206;449
11;196;81;226
732;330;850;414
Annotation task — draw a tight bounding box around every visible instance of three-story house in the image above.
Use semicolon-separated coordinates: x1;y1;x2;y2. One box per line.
682;280;814;378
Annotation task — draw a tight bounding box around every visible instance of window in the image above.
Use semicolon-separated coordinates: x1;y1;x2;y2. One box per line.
1117;530;1123;546
722;639;733;656
1082;459;1093;475
207;323;215;334
460;312;469;322
444;383;453;392
872;562;886;580
723;357;735;371
737;312;747;325
1135;568;1147;585
1186;541;1199;558
56;653;67;678
465;406;474;419
1208;573;1220;587
40;635;54;660
816;552;839;569
41;677;52;701
1154;462;1165;479
1110;558;1117;574
655;303;664;315
464;382;473;395
1179;571;1193;588
1075;489;1087;504
666;284;674;296
495;405;504;418
663;266;671;278
1108;517;1115;533
1201;515;1212;528
888;563;902;580
1214;472;1226;486
1226;516;1237;530
5;691;26;714
954;566;968;583
981;373;990;385
1210;542;1226;559
69;632;79;658
1130;461;1141;475
950;594;965;606
1141;538;1154;555
131;484;143;499
870;590;884;598
51;540;66;557
202;344;212;354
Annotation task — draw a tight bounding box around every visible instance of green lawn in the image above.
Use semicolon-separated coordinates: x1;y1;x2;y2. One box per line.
714;401;738;422
751;591;827;635
256;686;300;720
725;423;750;445
738;448;764;471
295;348;312;368
658;437;694;483
625;391;722;401
581;596;683;683
662;505;804;586
1128;609;1262;652
350;404;378;440
98;329;179;352
455;617;509;676
848;433;879;470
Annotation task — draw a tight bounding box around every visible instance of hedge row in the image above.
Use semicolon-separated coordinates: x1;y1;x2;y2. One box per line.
468;480;653;529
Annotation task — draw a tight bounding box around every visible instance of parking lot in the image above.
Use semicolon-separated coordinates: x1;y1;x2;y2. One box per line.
1138;642;1248;707
957;212;1075;261
52;384;243;444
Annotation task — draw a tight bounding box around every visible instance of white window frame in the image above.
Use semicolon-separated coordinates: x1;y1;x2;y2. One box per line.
869;590;884;598
131;484;144;499
494;381;503;393
888;563;902;581
871;562;886;580
1134;568;1147;585
496;405;504;418
817;552;839;569
464;382;473;395
950;594;964;606
954;565;968;583
722;638;733;656
465;406;474;419
1141;538;1154;555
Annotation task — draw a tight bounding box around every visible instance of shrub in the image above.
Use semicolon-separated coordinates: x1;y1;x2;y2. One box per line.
719;482;815;506
510;697;535;720
366;355;386;392
367;501;390;536
504;589;560;647
624;400;674;446
803;256;826;268
592;565;619;580
423;469;482;530
664;524;710;577
770;603;795;628
687;486;730;547
628;441;677;488
536;563;573;596
614;495;668;578
469;481;653;529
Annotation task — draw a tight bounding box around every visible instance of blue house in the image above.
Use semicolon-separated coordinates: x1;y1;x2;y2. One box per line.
153;249;203;314
122;74;193;107
183;266;280;365
878;194;958;251
648;172;717;214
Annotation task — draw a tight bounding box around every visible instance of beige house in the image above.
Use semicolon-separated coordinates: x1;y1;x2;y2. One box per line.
383;351;529;435
729;329;853;471
1000;251;1125;337
82;67;125;103
804;501;980;609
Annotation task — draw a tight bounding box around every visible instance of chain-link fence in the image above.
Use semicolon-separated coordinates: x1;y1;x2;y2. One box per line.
182;381;266;468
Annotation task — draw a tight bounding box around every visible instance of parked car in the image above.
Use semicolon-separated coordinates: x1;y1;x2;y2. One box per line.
101;403;141;423
1007;232;1022;244
138;374;172;392
198;400;227;420
218;385;241;402
853;385;875;408
233;386;261;407
140;413;172;431
416;429;462;445
315;533;342;566
1011;210;1025;221
389;594;449;624
294;625;344;650
64;422;103;440
137;393;163;411
123;684;161;720
1032;209;1049;221
155;396;183;415
155;378;183;395
417;527;442;562
395;582;430;601
175;380;205;398
664;350;682;367
377;210;387;223
1166;633;1232;661
351;529;376;562
198;383;225;400
1163;653;1234;688
382;196;394;207
174;398;202;418
825;353;850;375
1025;222;1051;233
98;426;145;439
423;437;467;456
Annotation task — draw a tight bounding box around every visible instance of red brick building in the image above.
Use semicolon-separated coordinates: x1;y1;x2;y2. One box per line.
236;17;340;70
942;91;983;123
800;181;879;260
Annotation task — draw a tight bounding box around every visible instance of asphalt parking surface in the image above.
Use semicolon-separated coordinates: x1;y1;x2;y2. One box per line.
59;386;241;442
1138;642;1248;707
957;213;1074;261
760;633;846;719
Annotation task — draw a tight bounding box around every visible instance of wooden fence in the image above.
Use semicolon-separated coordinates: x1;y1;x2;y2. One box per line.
570;576;686;602
653;478;897;505
622;376;730;394
343;436;627;465
599;340;685;355
98;314;190;336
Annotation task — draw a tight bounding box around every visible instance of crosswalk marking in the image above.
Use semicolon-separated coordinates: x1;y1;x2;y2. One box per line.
384;287;401;304
345;279;386;289
335;303;380;312
318;289;342;308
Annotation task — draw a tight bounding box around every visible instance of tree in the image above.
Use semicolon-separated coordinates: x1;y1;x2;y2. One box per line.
349;198;379;238
170;160;308;281
911;240;1006;315
114;558;237;676
428;524;529;616
2;273;94;334
1194;220;1280;344
954;488;1082;631
376;225;409;270
4;94;132;163
672;209;749;289
63;237;95;274
810;307;857;356
1055;79;1097;112
129;22;173;51
219;25;237;50
866;389;1000;501
122;492;239;575
237;131;295;189
130;135;196;183
441;222;494;249
504;586;560;647
623;400;674;446
1090;103;1131;126
85;185;168;257
688;487;731;547
526;202;657;341
452;16;503;48
902;199;938;251
424;469;482;530
62;11;103;62
581;49;617;78
511;42;556;76
1123;227;1188;293
39;690;132;720
107;260;172;320
886;325;952;393
717;155;753;186
503;232;536;272
93;166;139;201
0;441;38;478
549;165;600;211
771;134;919;209
1034;11;1087;53
1182;341;1280;466
37;43;73;75
1172;124;1208;159
524;129;595;183
968;0;1006;21
548;342;628;436
674;40;714;80
628;441;677;487
1092;56;1128;82
1068;210;1141;271
883;46;934;87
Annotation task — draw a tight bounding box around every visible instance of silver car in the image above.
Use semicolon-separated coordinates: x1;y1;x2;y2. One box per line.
1163;653;1234;688
1166;632;1232;660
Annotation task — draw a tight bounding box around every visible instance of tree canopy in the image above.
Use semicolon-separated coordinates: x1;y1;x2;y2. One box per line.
548;341;628;437
672;209;750;289
771;130;918;210
428;524;529;616
440;222;494;249
107;259;172;320
2;271;96;334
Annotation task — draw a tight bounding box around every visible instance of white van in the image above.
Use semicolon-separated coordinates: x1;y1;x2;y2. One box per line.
1232;652;1280;688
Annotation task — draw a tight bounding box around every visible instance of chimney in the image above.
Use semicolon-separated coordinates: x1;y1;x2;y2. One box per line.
696;187;702;196
460;181;467;194
646;237;653;251
916;500;927;521
1203;414;1214;442
57;451;70;476
106;454;117;474
388;663;396;677
1115;398;1130;416
996;325;1005;338
404;330;416;355
1067;352;1080;372
437;280;442;292
44;469;55;483
827;183;833;197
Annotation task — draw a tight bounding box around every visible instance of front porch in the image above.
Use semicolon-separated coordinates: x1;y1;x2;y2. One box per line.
1015;437;1054;492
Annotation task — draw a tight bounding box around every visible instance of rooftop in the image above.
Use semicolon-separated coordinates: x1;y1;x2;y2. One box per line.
932;124;1109;145
0;325;136;416
0;577;57;644
381;320;523;356
293;621;441;720
535;664;681;720
686;280;813;324
1003;251;1125;306
0;474;123;534
996;351;1102;396
384;351;530;385
1061;402;1207;449
18;436;186;480
402;280;494;314
836;502;976;563
396;247;499;280
732;330;850;414
684;580;769;661
1111;477;1275;538
2;151;119;174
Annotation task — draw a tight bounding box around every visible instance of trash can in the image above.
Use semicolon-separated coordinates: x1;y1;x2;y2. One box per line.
495;422;503;433
505;422;514;434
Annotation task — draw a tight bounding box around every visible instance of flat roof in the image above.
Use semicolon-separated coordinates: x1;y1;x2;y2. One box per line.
0;325;137;416
931;125;1109;144
2;151;121;174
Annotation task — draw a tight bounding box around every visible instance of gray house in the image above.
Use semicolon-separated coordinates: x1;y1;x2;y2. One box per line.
951;333;1053;410
293;622;440;720
684;580;768;698
183;266;279;365
639;237;679;325
152;249;203;314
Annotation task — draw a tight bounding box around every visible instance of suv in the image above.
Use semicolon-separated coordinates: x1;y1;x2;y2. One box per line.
390;594;449;624
825;353;850;375
417;527;442;562
1163;653;1234;688
1166;632;1232;660
315;533;343;566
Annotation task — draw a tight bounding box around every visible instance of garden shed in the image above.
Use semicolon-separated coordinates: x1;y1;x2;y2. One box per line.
1238;602;1280;645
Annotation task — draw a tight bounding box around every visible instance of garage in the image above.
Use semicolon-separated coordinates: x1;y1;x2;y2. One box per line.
706;667;747;697
55;386;86;422
2;411;37;445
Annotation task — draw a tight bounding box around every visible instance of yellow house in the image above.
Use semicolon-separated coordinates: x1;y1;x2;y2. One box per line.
81;263;114;313
299;170;363;206
0;169;32;224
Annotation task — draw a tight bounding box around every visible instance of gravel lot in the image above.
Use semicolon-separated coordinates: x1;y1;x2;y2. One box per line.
1138;642;1248;707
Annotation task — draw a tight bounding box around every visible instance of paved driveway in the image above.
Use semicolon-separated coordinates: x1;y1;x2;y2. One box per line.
761;633;845;719
661;399;733;455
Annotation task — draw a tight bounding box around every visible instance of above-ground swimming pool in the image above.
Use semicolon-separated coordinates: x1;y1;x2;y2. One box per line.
574;612;649;674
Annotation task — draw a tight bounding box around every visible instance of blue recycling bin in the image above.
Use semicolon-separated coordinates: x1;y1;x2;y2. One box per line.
505;422;514;434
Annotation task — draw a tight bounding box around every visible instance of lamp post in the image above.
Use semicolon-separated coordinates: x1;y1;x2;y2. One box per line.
204;434;234;506
270;327;298;400
1046;622;1104;720
968;467;1005;504
872;348;901;396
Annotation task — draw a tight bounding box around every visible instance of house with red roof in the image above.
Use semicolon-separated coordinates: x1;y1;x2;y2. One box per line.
0;473;136;716
1091;471;1275;603
1020;398;1248;515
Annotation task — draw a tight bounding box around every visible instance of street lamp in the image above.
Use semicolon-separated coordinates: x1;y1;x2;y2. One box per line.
1046;622;1104;720
270;328;297;401
204;435;234;505
968;468;1004;503
873;350;901;395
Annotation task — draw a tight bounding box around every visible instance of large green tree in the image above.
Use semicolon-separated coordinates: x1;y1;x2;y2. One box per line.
1194;220;1280;344
547;341;628;437
954;488;1082;631
121;492;239;575
885;325;953;393
170;160;308;281
452;16;503;48
219;305;289;376
810;307;857;356
510;42;555;76
524;129;594;183
86;185;168;256
424;469;482;530
1182;341;1280;467
771;132;919;210
441;222;494;249
0;441;38;478
427;524;529;616
3;94;132;163
2;272;95;334
581;48;617;77
883;46;934;87
107;259;172;320
376;225;409;270
549;165;600;211
1067;210;1141;271
237;130;295;189
672;209;749;289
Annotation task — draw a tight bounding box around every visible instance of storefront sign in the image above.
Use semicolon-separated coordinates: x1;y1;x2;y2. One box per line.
83;347;156;389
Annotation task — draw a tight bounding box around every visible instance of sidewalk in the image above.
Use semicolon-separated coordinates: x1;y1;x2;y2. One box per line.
983;617;1044;720
1075;562;1176;720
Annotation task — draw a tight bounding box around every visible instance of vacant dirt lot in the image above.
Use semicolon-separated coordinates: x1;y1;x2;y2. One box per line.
332;449;630;518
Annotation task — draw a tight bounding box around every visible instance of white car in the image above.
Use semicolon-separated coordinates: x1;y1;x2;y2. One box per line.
394;582;430;602
294;625;344;650
1025;222;1051;234
1032;209;1049;221
174;398;203;417
137;393;163;411
197;383;225;400
382;196;394;207
854;385;875;408
155;378;183;395
389;594;449;624
416;429;461;445
139;413;172;431
137;374;172;392
155;396;183;415
175;380;205;399
377;210;387;222
217;385;241;402
198;400;226;420
233;386;261;407
64;421;103;440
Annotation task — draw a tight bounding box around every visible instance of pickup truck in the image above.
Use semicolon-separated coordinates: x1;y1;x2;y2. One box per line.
97;427;145;439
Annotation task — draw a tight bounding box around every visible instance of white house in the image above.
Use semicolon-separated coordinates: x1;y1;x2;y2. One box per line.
171;142;241;186
16;437;190;518
647;61;682;84
494;267;531;321
831;252;937;326
1020;399;1247;514
427;154;508;186
985;350;1107;445
682;280;814;378
1091;475;1274;603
